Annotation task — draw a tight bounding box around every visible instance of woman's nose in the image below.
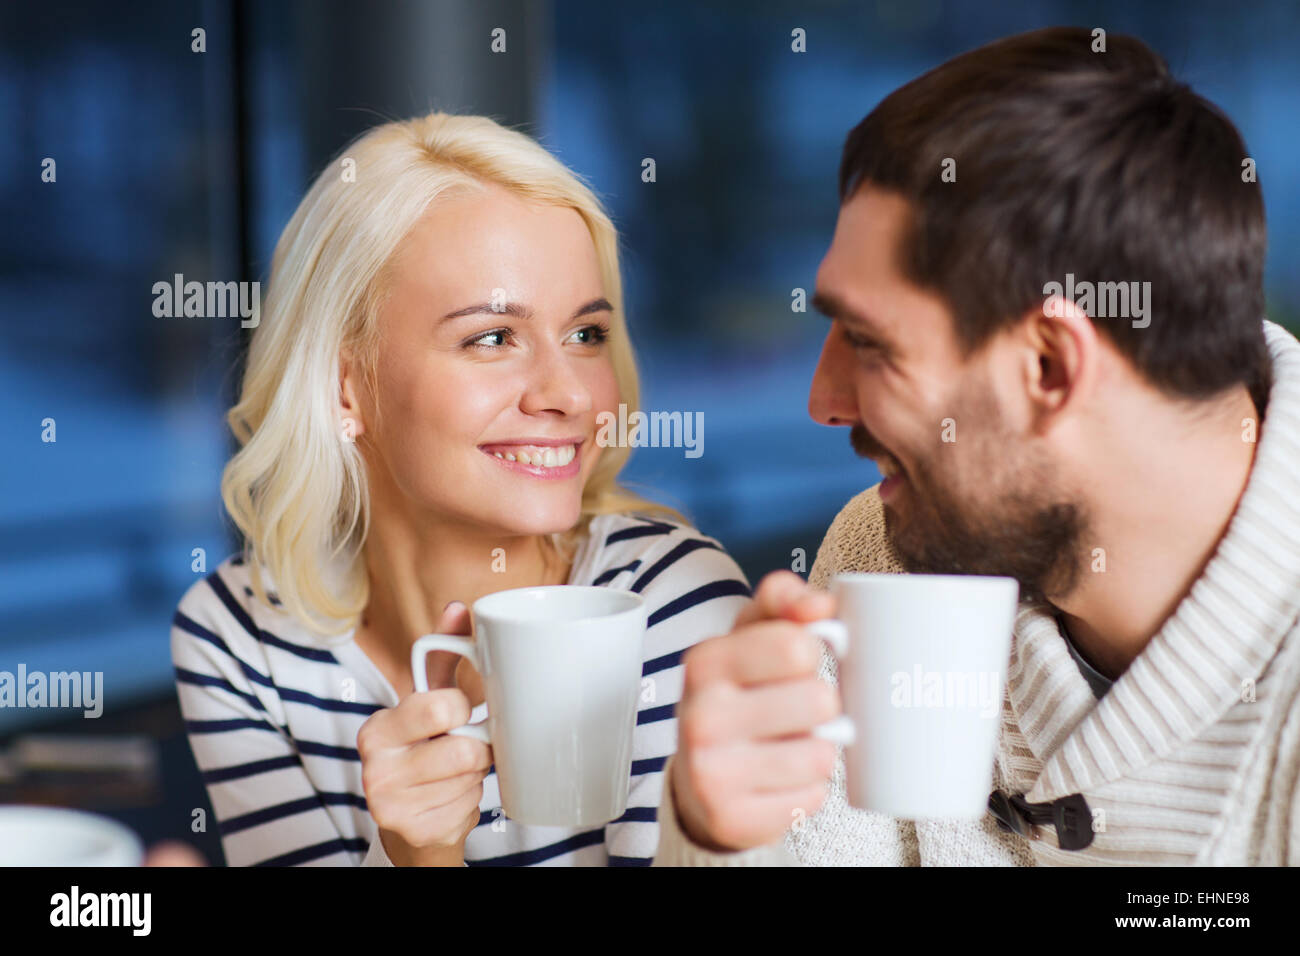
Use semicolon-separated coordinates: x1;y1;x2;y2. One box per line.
519;347;594;417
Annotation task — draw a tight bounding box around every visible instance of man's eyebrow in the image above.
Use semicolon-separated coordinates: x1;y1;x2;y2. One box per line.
441;297;613;322
811;291;882;333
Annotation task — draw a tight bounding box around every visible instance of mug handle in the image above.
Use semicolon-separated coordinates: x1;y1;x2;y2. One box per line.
410;634;492;744
806;619;856;747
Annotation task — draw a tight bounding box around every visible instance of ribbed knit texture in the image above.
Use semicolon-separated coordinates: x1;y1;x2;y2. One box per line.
655;319;1300;866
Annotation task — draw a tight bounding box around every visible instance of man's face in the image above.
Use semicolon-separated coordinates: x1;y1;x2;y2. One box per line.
808;186;1085;604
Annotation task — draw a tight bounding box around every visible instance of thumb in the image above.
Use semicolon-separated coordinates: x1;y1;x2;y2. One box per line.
437;600;473;637
735;570;809;626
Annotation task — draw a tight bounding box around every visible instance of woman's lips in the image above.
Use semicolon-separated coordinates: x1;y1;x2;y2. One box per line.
478;440;583;480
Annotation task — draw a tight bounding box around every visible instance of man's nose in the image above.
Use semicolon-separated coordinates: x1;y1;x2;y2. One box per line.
808;327;858;427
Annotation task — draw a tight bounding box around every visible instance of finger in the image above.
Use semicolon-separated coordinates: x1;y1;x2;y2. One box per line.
775;588;837;624
708;737;838;794
684;620;825;691
436;600;472;637
391;766;490;814
388;687;475;745
407;778;485;847
415;602;476;692
702;782;831;851
459;800;484;841
734;571;809;627
406;730;493;782
142;842;207;867
680;677;840;747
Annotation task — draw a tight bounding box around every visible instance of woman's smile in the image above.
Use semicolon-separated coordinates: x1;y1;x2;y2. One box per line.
478;436;585;480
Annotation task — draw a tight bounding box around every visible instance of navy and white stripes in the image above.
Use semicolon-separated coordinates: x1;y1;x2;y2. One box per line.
171;512;751;866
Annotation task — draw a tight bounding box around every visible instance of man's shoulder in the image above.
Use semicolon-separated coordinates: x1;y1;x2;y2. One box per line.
827;485;886;535
811;484;902;585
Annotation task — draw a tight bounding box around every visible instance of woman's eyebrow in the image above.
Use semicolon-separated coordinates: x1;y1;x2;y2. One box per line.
441;296;612;322
573;297;613;318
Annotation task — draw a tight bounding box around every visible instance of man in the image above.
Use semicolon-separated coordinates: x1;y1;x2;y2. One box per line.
654;26;1300;866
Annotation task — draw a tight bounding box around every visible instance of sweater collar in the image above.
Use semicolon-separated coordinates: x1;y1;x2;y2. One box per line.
1010;320;1300;803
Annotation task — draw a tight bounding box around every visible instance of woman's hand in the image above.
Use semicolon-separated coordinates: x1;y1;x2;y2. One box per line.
357;602;492;866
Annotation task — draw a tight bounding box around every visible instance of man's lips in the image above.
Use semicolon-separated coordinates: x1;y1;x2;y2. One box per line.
849;425;904;480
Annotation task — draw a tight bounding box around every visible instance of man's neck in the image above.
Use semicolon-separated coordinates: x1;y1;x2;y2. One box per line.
1053;385;1260;680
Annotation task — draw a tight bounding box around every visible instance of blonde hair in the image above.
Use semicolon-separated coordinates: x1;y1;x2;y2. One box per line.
222;112;684;637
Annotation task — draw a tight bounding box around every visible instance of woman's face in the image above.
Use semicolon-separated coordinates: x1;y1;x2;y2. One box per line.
346;182;620;537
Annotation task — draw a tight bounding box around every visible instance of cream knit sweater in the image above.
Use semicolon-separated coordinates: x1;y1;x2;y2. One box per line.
654;319;1300;866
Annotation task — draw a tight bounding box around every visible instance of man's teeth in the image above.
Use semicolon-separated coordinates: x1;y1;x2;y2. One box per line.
492;444;577;468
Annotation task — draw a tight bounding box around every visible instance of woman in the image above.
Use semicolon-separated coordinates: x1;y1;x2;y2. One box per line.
170;112;752;866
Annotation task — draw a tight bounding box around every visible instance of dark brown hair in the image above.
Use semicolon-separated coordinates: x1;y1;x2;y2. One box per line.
840;26;1269;405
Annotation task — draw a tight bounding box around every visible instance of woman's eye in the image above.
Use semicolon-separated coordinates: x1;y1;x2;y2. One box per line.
466;328;510;349
569;324;610;346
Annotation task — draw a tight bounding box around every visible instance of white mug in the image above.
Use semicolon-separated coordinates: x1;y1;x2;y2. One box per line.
411;585;648;828
0;805;144;866
810;573;1019;819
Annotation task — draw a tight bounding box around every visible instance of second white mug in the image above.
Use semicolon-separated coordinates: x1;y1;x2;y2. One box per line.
809;572;1020;819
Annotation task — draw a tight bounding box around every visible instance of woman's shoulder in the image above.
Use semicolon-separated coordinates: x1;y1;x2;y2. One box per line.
577;512;750;595
170;553;264;669
171;553;321;669
173;553;258;624
585;511;724;557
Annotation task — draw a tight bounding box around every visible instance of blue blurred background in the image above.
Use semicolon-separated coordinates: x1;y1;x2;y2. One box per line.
2;0;1297;861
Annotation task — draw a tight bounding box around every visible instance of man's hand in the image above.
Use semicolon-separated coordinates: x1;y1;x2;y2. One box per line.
672;570;841;852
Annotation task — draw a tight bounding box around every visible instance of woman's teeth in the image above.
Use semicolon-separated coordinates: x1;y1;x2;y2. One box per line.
492;444;577;468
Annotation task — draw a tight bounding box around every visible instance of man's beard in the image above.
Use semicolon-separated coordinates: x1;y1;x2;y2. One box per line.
852;421;1087;607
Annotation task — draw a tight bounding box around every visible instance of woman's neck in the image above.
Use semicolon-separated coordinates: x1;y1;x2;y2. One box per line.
357;512;573;686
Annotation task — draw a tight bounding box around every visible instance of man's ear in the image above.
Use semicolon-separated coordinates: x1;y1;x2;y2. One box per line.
1021;297;1099;431
338;348;367;444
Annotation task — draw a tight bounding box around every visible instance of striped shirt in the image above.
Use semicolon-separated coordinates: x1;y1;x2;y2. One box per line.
171;513;751;866
656;318;1300;867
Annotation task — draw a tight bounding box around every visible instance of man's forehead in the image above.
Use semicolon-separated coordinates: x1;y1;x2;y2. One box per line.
814;191;910;335
821;188;907;271
814;188;962;353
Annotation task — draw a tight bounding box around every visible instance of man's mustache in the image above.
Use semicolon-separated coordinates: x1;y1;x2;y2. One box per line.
850;423;888;460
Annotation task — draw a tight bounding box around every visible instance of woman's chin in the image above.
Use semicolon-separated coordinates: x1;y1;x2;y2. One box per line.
491;505;584;538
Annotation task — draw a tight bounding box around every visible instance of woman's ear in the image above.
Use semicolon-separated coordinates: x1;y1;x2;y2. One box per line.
338;349;367;444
